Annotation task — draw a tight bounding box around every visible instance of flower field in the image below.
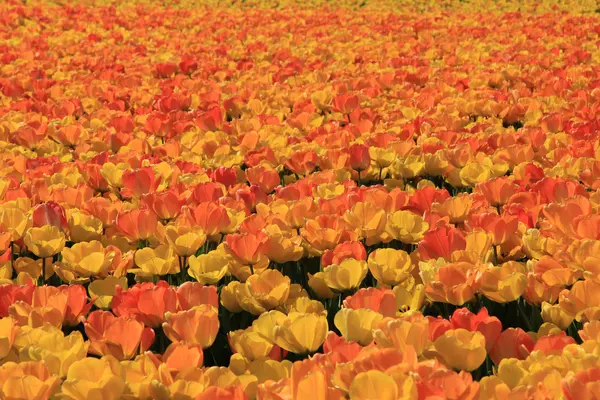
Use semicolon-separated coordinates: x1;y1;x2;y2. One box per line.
3;0;600;398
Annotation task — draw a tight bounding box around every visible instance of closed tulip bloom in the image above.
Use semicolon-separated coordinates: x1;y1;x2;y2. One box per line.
348;144;371;172
274;312;328;354
134;244;179;277
229;328;275;361
476;176;518;207
165;225;206;257
192;202;231;236
368;248;413;287
31;201;68;231
111;281;177;327
321;241;367;268
263;232;304;264
385;210;429;244
61;241;115;278
323;258;368;292
334;308;383;345
61;356;126;400
163;304;219;348
373;313;430;356
188;252;229;285
142;190;184;221
24;226;66;258
246;165;281;194
0;207;28;241
433;329;487;372
220;281;243;313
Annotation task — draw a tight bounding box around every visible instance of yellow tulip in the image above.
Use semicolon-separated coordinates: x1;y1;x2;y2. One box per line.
322;259;368;292
349;370;399;400
120;353;160;399
0;361;60;400
229;328;274;361
68;211;103;243
368;248;413;286
308;272;336;300
134;244;179;276
385;210;429;244
0;316;16;359
61;356;126;400
236;269;291;315
0;207;28;241
188;251;229;285
165;225;207;257
433;329;487;372
334;308;383;345
220;281;243;313
61;241;114;278
24;226;66;258
88;276;128;309
13;325;89;377
248;358;290;384
274;312;328;354
541;302;575;331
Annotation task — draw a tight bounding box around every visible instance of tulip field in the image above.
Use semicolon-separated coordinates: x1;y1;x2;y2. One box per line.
4;0;600;398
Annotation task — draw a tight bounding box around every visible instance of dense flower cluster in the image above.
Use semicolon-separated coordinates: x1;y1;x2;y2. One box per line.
2;0;600;398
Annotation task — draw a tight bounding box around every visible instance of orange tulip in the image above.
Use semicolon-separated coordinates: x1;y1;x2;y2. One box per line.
424;262;478;306
475;176;518;207
142;190;184;221
224;232;269;266
111;281;177;327
115;208;158;242
343;287;397;318
121;167;160;198
85;310;154;360
163;304;219;348
489;328;534;365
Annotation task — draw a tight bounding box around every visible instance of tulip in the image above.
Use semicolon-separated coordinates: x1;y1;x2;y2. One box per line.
321;241;367;268
478;264;527;303
541;302;575;331
0;316;16;359
115;208;158;243
262;230;304;264
433;329;487;372
385;210;429;244
142;190;184;221
220;281;243;313
271;312;328;355
175;281;219;311
67;210;104;243
191;202;231;236
85;311;154;360
24;226;66;259
0;361;60;400
13;325;89;377
450;307;502;352
235;270;291;315
164;225;206;257
373;313;430;356
343;202;387;245
188;251;229;284
61;356;126;400
562;368;600;400
120;353;160;399
88;276;128;309
60;241;115;278
367;248;413;287
31;201;68;231
348;144;371;172
334;308;383;346
224;232;268;267
343;287;397;318
423;261;478;306
229;328;275;361
322;258;368;293
163;304;219;348
533;332;576;356
162;342;204;372
0;207;29;241
134;244;180;277
111;281;177;327
418;226;466;261
489;328;534;365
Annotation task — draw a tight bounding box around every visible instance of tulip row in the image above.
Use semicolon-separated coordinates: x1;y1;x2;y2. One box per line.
3;0;600;398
